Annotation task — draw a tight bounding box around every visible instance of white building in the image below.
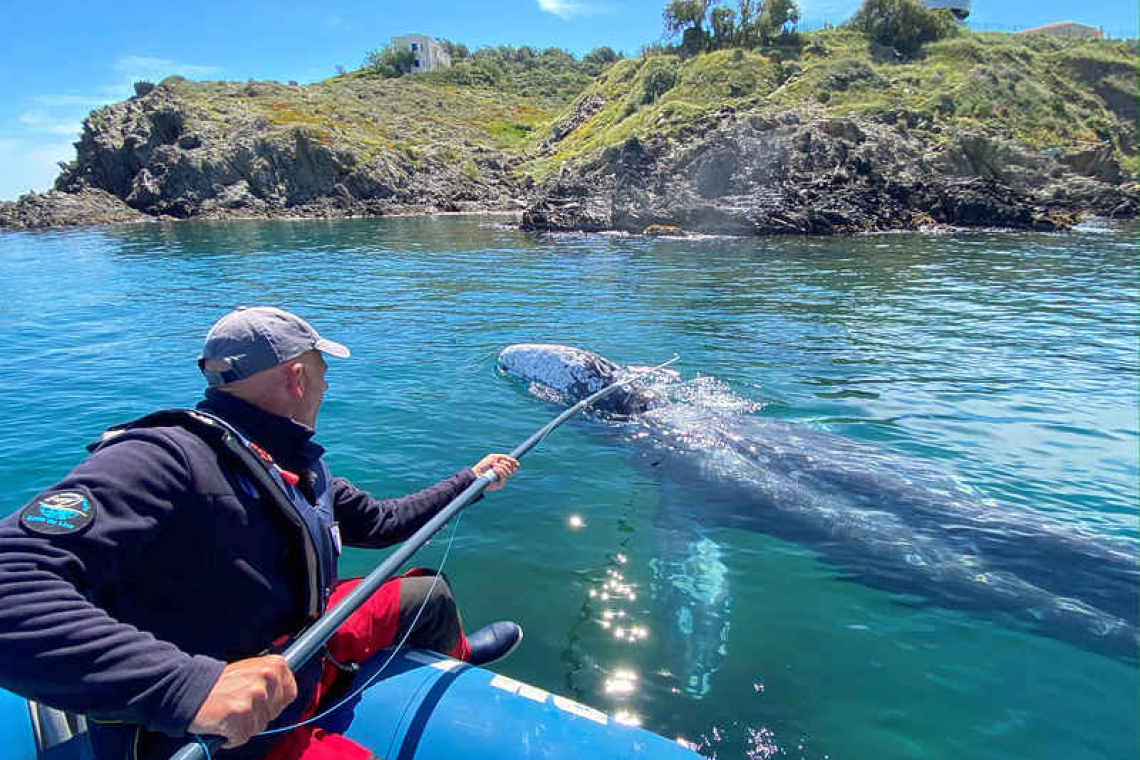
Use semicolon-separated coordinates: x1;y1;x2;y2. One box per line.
922;0;971;20
390;35;452;73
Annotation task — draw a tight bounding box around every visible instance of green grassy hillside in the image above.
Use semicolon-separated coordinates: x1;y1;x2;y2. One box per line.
152;73;560;166
88;30;1139;194
519;30;1137;181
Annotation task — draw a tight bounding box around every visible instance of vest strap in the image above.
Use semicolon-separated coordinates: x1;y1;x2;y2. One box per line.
91;409;324;621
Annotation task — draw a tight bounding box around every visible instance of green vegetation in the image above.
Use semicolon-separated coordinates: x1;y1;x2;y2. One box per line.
662;0;802;56
149;5;1136;187
365;46;416;78
518;27;1136;180
357;43;620;104
520;49;785;178
157;74;565;167
848;0;959;57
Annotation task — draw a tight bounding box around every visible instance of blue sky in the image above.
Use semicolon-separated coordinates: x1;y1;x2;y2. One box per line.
1;0;1136;201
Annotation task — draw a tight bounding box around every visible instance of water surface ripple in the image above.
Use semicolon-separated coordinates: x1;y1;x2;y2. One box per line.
1;217;1135;760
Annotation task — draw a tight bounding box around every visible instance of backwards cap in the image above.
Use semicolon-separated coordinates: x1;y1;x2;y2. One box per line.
198;306;350;387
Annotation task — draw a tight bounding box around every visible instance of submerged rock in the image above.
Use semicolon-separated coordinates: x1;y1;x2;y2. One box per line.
642;224;684;236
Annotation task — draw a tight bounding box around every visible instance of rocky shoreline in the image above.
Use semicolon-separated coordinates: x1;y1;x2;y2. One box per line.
2;72;1135;235
520;112;1136;235
0;190;526;231
0;79;528;231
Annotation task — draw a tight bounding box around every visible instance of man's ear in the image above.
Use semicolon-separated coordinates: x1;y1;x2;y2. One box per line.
285;360;306;400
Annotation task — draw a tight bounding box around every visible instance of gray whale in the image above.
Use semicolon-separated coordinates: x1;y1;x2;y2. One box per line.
498;343;1139;681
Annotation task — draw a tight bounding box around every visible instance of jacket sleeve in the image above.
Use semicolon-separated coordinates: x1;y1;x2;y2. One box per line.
0;434;226;737
332;469;479;548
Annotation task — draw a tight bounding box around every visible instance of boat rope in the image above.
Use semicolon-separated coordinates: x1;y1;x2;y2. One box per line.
181;352;679;759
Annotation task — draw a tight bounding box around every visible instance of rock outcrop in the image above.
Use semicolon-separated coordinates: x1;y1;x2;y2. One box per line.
2;79;525;230
0;188;146;229
3;50;1135;235
521;113;1136;235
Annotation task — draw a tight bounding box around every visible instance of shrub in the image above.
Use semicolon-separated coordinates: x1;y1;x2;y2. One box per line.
933;91;955;115
365;46;415;78
438;39;471;61
584;46;621;69
133;81;155;97
417;44;598;102
642;64;678;103
460;158;481;180
806;36;829;56
848;0;959;58
469;59;505;86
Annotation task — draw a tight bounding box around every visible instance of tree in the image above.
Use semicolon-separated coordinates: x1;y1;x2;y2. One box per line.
438;39;471;60
849;0;957;57
584;46;620;68
710;5;737;44
664;0;801;52
365;45;416;78
758;0;800;33
736;0;757;46
663;0;715;55
663;0;710;39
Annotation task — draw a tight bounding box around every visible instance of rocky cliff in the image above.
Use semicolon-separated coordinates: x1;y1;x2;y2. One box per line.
520;112;1134;234
519;33;1137;234
1;76;534;229
2;30;1135;234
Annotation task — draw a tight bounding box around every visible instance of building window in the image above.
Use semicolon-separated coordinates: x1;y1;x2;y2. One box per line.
414;58;421;67
411;42;418;51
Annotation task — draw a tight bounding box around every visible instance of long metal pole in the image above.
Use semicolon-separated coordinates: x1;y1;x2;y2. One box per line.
170;354;678;760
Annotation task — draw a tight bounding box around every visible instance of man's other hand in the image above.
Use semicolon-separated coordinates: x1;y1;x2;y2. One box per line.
472;454;519;492
189;655;298;748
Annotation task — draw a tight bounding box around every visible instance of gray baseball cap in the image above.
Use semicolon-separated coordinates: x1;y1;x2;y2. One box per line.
198;306;351;387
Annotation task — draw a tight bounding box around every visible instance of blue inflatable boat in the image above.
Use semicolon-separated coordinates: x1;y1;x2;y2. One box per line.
1;647;703;760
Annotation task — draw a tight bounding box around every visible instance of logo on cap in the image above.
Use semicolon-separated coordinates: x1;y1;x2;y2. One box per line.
20;489;96;536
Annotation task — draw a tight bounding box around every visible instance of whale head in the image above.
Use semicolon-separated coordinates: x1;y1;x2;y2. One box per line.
497;344;665;417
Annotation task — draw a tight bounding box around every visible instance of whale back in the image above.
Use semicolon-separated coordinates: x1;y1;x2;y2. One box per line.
497;344;662;417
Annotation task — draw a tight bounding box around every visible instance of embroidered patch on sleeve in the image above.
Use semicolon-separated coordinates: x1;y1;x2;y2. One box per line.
20;488;97;536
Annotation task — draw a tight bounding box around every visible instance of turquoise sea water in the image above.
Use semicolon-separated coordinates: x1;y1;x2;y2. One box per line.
1;216;1136;760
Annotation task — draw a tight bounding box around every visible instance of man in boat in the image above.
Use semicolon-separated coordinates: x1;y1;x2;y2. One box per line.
0;306;522;760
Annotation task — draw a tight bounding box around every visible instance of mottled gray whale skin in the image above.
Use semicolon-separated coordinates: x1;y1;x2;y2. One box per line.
498;344;1139;666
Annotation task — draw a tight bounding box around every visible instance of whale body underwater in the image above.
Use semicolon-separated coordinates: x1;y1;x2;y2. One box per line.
497;344;1139;684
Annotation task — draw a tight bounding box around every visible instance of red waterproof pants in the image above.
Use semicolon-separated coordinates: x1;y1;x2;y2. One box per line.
260;571;471;760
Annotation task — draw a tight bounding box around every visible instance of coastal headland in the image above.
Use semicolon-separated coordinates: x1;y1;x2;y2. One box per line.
2;27;1135;234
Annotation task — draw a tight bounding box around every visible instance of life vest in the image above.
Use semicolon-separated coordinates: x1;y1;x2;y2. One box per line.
84;408;340;760
95;408;340;622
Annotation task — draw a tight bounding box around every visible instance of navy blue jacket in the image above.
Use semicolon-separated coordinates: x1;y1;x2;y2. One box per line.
0;390;477;756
